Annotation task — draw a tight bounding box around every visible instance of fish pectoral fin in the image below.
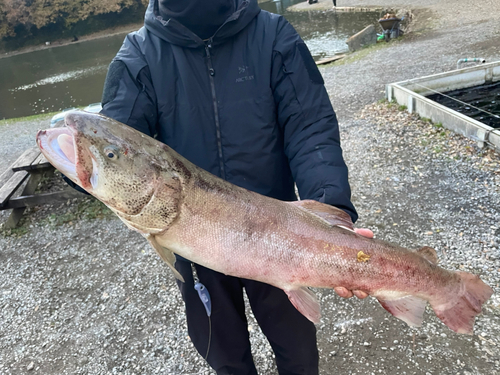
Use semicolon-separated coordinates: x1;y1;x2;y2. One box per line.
144;234;185;283
376;295;427;327
289;200;354;230
284;287;321;324
416;246;439;264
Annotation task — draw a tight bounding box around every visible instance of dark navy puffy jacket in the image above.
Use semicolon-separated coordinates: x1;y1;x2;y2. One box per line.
101;0;357;222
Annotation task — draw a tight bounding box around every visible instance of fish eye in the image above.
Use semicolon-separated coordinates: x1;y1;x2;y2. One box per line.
104;146;120;160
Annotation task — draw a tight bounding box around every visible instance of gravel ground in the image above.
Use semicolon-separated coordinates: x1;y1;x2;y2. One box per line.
1;0;500;374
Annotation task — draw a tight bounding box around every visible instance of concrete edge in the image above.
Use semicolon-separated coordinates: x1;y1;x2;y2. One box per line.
391;61;500;94
386;83;500;152
287;2;384;13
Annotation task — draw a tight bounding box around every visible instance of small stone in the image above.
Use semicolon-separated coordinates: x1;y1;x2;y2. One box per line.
27;362;34;371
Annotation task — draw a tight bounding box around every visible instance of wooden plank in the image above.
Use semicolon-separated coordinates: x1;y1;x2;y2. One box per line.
16;163;53;171
12;150;51;171
11;146;41;172
316;55;346;66
15;163;53;171
0;167;15;187
30;162;53;171
4;170;45;228
0;170;29;208
34;153;48;165
30;153;45;167
14;153;53;171
3;189;85;210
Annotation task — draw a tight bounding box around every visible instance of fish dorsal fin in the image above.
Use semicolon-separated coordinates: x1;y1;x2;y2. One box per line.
144;234;185;282
290;200;354;230
417;246;438;264
284;287;321;324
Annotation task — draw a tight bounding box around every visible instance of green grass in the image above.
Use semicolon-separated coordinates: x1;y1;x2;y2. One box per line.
433;145;443;153
0;105;87;127
321;41;392;68
387;100;398;109
1;225;29;237
1;196;114;237
0;112;54;127
44;197;114;227
398;105;408;111
417;117;445;129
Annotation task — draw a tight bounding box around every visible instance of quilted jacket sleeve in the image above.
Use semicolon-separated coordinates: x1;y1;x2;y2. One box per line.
271;18;357;222
100;31;158;138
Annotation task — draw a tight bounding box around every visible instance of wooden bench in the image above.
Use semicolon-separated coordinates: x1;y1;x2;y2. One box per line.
0;145;84;228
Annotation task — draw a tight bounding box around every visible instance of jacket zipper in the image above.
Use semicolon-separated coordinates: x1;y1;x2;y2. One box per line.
205;40;226;180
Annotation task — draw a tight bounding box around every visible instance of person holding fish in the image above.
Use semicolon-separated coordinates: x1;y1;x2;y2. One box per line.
99;0;372;373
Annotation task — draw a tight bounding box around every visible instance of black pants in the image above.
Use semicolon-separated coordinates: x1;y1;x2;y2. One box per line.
175;261;319;375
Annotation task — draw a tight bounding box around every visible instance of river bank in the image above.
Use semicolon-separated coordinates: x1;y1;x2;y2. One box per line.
0;22;143;60
1;0;499;374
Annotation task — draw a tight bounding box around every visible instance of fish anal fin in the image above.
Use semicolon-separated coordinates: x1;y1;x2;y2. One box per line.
144;234;185;283
285;287;321;324
417;246;439;264
290;200;354;230
431;271;493;335
377;295;427;327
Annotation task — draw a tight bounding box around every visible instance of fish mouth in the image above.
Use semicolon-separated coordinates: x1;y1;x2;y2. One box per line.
36;114;96;191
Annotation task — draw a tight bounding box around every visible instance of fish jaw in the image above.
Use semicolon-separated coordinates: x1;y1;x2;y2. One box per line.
38;111;184;233
36;124;95;191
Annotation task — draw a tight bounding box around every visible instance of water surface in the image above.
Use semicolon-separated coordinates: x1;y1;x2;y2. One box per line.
427;82;500;128
0;1;379;120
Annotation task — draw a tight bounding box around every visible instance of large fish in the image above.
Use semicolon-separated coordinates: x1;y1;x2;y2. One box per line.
36;111;493;334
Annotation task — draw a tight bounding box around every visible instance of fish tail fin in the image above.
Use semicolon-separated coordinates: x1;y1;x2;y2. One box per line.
431;271;493;335
376;294;427;327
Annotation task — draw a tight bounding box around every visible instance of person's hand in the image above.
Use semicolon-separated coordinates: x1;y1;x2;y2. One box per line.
333;227;374;299
353;227;373;239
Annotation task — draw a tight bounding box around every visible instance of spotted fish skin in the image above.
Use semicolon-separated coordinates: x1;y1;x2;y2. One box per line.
36;111;493;335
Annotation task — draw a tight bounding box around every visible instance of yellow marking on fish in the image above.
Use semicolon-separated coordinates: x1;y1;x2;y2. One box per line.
357;251;371;262
324;243;341;251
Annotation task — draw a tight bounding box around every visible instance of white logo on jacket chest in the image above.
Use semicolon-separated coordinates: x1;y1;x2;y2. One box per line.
236;65;254;83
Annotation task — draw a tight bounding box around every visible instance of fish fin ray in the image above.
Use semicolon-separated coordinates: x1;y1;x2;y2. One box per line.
431;271;493;334
144;234;185;282
285;287;321;324
417;246;439;264
289;200;354;230
377;295;427;327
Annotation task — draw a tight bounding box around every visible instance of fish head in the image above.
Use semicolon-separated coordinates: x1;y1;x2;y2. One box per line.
36;111;183;233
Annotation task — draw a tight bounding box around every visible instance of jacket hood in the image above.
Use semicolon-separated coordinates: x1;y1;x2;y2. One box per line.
144;0;261;48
